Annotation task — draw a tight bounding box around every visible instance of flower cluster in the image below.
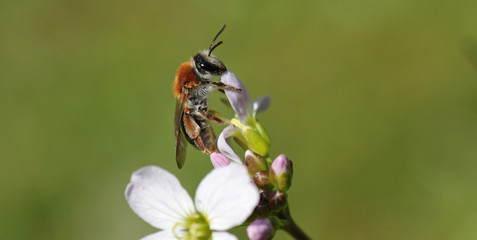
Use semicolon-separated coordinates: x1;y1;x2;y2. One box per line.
125;70;307;240
210;71;299;240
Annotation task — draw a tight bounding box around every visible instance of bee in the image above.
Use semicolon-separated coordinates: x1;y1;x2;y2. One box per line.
173;24;240;169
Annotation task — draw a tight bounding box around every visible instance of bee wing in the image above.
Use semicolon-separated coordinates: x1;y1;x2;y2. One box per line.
175;94;187;169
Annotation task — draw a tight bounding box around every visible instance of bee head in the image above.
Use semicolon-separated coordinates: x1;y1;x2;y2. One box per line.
191;24;228;80
192;51;227;80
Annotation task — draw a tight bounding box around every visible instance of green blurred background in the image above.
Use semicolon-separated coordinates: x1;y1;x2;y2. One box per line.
2;0;477;239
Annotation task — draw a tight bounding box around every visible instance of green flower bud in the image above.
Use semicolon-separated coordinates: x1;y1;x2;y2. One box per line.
243;126;270;156
255;121;270;147
230;118;271;157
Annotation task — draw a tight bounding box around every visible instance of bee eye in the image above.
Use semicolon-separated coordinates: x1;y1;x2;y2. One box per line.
194;54;226;76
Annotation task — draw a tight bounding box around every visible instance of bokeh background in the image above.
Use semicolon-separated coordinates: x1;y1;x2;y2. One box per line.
2;0;477;239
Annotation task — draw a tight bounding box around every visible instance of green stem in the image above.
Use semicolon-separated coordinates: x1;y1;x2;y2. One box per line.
279;206;311;240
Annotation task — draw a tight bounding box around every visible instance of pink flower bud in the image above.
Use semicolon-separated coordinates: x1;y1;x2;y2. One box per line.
270;154;293;191
247;218;275;240
210;152;231;168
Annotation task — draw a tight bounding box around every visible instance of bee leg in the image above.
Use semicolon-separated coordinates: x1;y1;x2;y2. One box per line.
208;81;242;92
199;108;233;125
183;112;201;139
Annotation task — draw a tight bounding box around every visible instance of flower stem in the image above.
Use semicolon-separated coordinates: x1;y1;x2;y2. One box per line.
279;206;311;240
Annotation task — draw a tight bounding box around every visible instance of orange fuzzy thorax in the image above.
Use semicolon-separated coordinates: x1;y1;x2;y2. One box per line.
173;61;198;99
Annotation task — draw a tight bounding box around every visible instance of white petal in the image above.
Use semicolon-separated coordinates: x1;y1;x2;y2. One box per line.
195;164;259;231
217;126;242;163
125;166;195;230
252;96;271;116
212;232;238;240
221;71;252;123
141;231;176;240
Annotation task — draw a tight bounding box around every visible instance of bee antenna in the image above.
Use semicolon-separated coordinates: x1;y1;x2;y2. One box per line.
209;41;223;56
208;24;226;56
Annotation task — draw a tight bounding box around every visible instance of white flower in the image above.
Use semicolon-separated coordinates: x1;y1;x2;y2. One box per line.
218;71;271;161
125;163;259;240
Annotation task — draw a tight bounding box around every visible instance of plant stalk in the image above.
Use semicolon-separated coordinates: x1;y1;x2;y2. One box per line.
279;206;311;240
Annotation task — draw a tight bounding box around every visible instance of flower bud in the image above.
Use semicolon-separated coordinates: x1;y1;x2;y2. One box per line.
255;121;271;147
233;136;249;151
243;124;270;157
245;150;267;176
210;152;231;168
253;170;274;190
255;201;271;216
263;190;287;212
247;218;276;240
255;193;271;216
270;154;293;191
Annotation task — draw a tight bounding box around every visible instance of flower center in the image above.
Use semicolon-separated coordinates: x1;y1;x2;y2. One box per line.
174;212;212;240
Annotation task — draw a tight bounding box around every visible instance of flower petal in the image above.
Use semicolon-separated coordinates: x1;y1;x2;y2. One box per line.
217;125;242;163
210;152;232;168
125;166;195;230
252;96;271;116
212;232;238;240
221;71;252;123
141;231;176;240
194;164;260;231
